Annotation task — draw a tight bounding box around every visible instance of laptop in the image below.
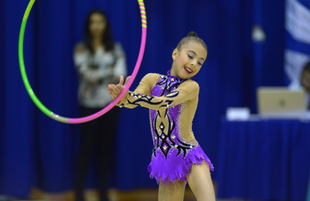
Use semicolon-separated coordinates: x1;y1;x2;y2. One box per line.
257;87;307;118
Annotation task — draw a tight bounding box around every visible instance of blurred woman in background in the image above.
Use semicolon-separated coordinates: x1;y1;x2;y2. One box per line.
73;9;127;201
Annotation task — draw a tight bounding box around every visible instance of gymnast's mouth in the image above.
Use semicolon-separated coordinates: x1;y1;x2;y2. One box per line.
184;66;193;74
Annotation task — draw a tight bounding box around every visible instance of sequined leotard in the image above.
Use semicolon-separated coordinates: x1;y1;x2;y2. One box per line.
118;71;214;185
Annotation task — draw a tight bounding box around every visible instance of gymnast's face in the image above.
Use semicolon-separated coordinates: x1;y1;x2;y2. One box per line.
89;13;107;38
301;70;310;92
170;41;207;79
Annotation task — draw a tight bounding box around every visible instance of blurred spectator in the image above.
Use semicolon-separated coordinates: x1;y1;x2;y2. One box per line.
73;9;127;201
289;61;310;110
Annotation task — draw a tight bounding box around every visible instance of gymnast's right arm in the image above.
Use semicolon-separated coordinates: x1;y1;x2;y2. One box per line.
108;73;159;109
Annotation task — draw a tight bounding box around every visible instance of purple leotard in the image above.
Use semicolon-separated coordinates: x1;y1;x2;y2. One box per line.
119;71;214;185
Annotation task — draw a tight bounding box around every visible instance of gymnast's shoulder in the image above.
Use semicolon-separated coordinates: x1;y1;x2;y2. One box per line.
180;79;200;94
141;73;162;82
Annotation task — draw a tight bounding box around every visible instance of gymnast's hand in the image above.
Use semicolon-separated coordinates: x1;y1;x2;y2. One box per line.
108;75;131;100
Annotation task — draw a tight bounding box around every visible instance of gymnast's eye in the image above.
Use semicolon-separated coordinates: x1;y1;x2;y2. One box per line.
198;59;204;66
188;54;193;59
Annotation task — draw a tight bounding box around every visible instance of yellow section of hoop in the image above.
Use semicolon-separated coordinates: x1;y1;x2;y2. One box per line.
23;0;36;21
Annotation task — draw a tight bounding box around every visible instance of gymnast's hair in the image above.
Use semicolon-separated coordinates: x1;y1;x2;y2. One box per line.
176;31;207;52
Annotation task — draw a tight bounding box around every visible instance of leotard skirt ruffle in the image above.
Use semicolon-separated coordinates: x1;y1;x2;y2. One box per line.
147;144;214;185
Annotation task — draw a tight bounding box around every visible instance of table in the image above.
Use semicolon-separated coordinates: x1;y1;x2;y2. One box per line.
216;117;310;201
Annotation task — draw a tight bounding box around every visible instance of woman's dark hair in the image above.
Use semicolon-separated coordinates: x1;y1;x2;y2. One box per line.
84;9;115;54
176;31;207;52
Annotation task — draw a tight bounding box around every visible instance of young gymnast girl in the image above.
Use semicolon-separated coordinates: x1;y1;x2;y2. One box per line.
108;32;215;201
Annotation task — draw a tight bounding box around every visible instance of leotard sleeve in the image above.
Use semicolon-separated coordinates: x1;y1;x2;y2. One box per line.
117;73;160;108
118;75;199;110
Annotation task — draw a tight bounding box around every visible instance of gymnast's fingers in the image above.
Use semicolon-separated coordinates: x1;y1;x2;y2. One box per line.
111;85;120;95
111;89;120;99
110;91;116;100
124;76;131;86
108;84;116;92
119;75;124;86
114;85;124;95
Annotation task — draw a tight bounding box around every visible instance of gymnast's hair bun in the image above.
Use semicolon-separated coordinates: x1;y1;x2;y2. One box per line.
187;31;198;37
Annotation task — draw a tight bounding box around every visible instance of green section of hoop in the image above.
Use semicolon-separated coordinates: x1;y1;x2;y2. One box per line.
23;0;35;21
18;0;54;119
18;0;146;124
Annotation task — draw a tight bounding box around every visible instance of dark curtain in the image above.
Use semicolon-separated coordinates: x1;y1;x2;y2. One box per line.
0;0;285;198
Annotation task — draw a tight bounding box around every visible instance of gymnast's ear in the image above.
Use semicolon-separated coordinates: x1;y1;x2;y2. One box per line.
172;49;178;61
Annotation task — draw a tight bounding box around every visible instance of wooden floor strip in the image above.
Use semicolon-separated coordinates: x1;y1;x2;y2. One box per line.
29;187;196;201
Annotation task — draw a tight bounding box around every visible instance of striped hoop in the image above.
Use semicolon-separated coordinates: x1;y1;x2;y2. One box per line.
18;0;147;124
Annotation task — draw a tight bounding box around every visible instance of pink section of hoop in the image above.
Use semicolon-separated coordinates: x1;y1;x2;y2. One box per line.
66;27;147;124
